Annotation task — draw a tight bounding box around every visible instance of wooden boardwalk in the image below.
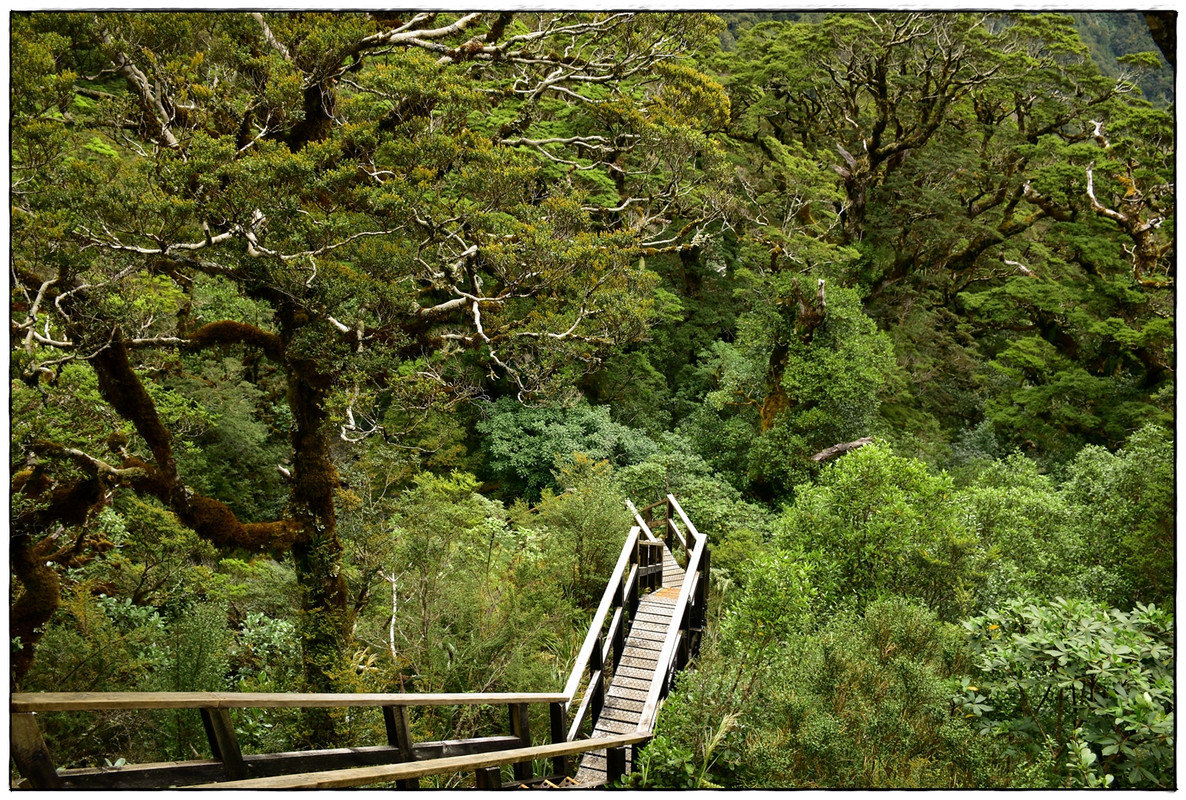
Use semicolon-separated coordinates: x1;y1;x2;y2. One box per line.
574;546;683;786
11;498;708;791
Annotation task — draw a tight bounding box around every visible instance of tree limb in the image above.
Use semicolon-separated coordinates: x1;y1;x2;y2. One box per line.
811;437;874;462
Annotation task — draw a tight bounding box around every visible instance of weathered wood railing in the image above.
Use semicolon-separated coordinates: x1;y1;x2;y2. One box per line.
560;516;664;746
636;496;709;734
11;495;707;789
10;691;568;789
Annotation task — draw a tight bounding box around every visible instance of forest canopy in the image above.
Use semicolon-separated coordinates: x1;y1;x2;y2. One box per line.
9;10;1174;788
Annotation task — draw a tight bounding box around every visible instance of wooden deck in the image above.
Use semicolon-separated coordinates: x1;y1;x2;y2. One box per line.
574;546;683;786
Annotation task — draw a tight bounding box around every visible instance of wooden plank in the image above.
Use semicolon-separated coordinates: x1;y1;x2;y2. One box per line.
626;629;667;644
53;738;528;789
607;686;650;703
602;696;644;714
628;614;672;627
607;676;653;693
53;740;514;790
625;631;666;644
631;616;675;629
622;649;663;664
414;736;522;760
10;712;62;789
11;691;566;712
56;760;223;790
626;616;672;628
188;734;650;789
588;717;638;735
622;641;663;655
595;705;641;725
611;666;655;682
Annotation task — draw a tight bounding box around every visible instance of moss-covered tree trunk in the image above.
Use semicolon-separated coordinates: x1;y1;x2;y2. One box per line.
280;314;353;745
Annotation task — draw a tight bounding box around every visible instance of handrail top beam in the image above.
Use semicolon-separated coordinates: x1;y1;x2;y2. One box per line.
189;733;650;789
625;498;661;542
561;526;640;701
11;691;567;713
667;494;701;540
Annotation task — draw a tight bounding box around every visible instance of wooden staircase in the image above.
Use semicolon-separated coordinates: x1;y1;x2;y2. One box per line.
574;547;683;785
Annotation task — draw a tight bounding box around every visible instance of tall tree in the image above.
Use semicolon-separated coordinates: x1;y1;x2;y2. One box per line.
9;12;727;720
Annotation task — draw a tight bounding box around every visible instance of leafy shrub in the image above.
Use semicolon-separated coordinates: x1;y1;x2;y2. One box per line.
1058;423;1174;609
775;444;984;620
528;456;633;606
649;597;1017;788
954;453;1107;608
476;397;657;500
963;596;1174;788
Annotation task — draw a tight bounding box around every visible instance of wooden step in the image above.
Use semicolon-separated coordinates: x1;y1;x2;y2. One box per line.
606;685;650;703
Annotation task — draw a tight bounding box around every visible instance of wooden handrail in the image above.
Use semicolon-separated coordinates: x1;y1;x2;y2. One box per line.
635;498;708;736
188;733;650;789
667;516;688;550
11;691;566;713
636;535;704;733
561;526;639;704
625;498;661;542
668;493;701;540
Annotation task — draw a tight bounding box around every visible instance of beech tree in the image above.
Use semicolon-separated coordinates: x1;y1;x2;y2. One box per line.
709;12;1172;456
9;12;728;719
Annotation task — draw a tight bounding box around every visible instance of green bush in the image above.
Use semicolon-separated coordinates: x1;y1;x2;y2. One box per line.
775;444;984;620
1059;423;1175;609
476;397;657;500
963;596;1174;788
647;597;1019;788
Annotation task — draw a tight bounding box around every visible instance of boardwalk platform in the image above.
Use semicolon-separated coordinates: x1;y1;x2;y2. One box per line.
574;546;684;786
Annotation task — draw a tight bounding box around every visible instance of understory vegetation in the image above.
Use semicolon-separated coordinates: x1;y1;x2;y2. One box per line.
11;11;1173;788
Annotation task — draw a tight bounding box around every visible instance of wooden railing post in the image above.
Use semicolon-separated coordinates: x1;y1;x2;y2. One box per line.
663;499;673;553
508;703;531;781
200;707;246;781
631;739;647;777
590;636;605;725
693;546;710;655
383;705;420;789
606;744;627;785
549;702;568;776
612;611;626;673
11;712;62;789
475;765;502;788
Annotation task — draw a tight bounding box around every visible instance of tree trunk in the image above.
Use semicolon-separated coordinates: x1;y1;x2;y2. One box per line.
10;534;62;687
284;347;352;745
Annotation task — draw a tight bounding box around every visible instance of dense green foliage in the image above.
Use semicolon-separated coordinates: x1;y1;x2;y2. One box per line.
10;10;1173;788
